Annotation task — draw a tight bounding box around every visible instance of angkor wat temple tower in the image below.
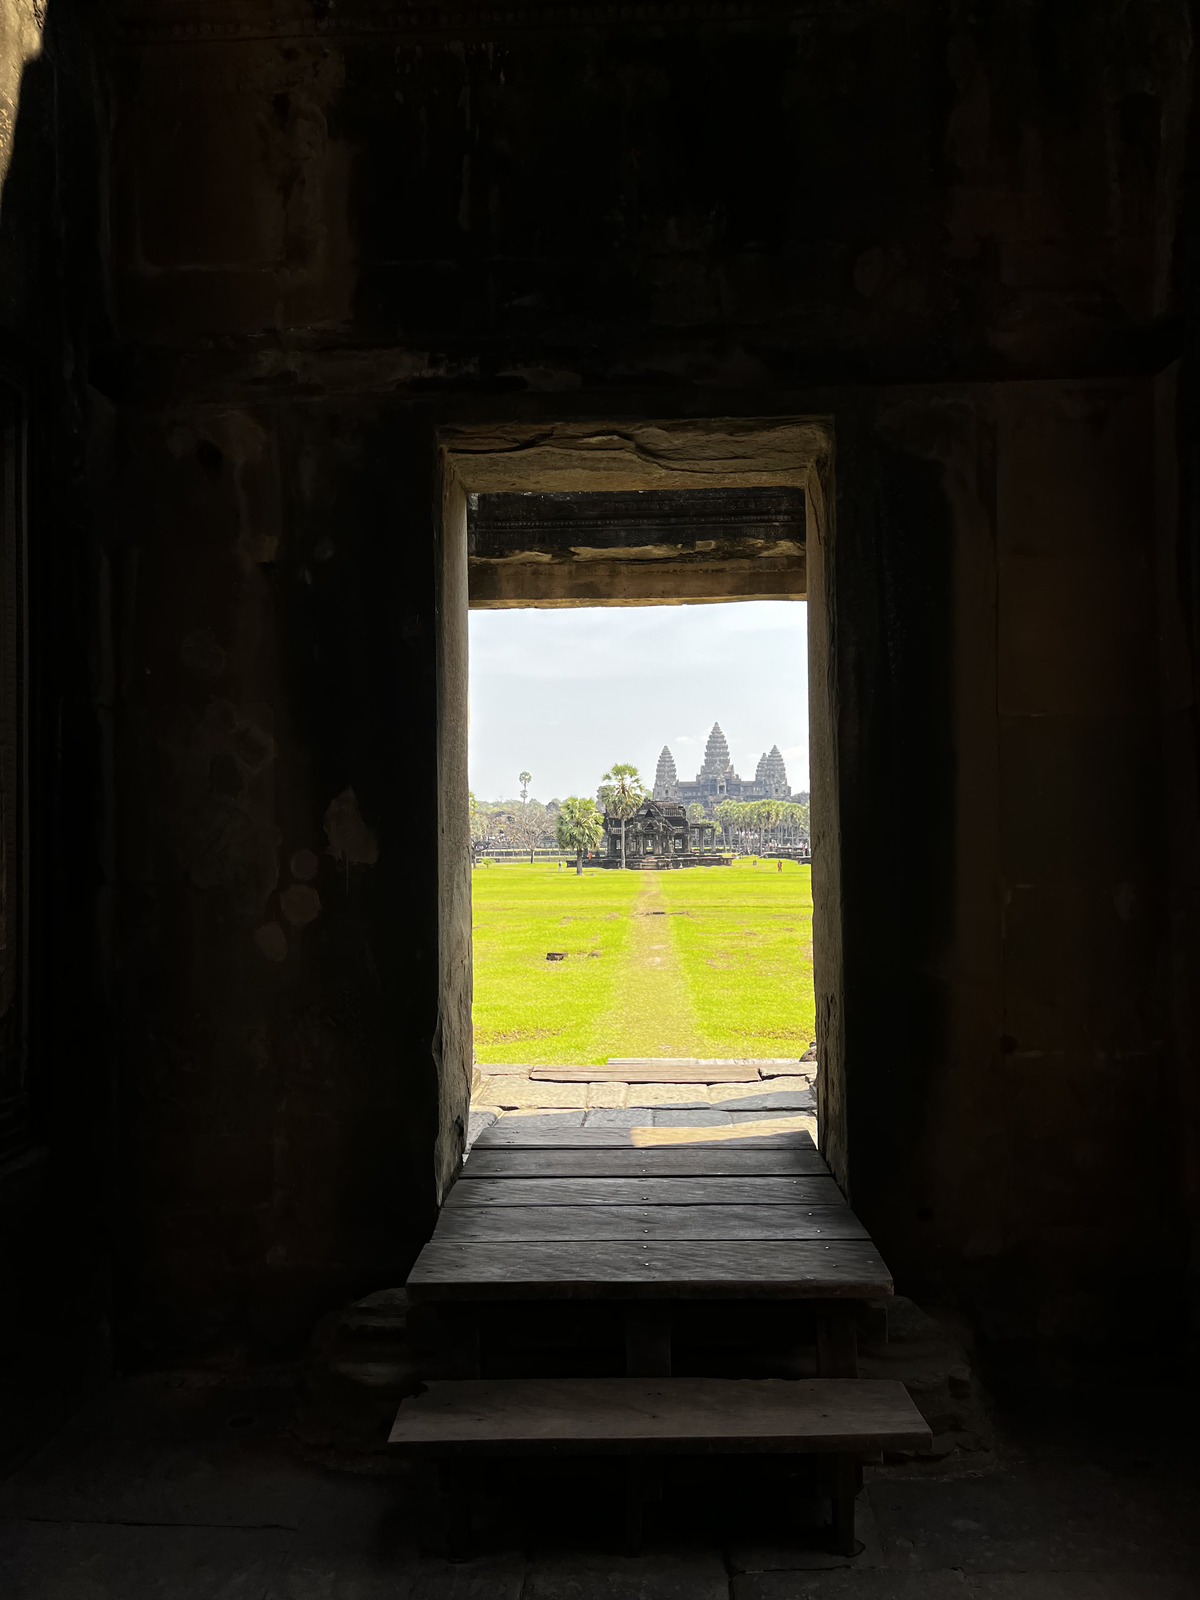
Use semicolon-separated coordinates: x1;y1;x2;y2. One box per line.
652;746;680;801
662;723;791;814
698;722;737;782
755;745;790;798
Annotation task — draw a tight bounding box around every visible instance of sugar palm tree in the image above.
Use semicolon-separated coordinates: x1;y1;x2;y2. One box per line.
556;795;605;875
713;799;740;850
597;762;647;869
758;797;783;852
519;770;532;803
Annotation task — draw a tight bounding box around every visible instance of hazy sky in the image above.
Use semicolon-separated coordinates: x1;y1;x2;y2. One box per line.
468;601;809;804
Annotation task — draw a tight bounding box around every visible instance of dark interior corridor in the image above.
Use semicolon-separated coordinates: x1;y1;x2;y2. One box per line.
1;1;1199;1594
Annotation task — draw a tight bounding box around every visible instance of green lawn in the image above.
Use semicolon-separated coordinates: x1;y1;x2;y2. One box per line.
657;860;816;1054
471;858;814;1064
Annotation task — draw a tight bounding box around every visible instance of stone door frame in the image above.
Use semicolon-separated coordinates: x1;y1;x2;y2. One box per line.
431;416;841;1201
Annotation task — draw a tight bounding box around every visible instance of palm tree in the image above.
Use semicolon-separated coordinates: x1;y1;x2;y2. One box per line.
758;797;783;852
597;762;647;869
713;799;740;850
556;795;605;875
729;801;748;853
519;770;532;803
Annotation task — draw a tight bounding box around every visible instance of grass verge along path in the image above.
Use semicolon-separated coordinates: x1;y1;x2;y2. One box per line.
470;864;640;1064
657;859;815;1056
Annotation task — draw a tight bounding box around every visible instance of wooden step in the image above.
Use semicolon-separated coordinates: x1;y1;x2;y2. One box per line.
390;1375;929;1453
406;1238;892;1299
390;1376;930;1556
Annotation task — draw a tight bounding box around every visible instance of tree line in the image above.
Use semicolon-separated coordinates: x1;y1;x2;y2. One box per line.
470;767;811;875
713;798;810;853
469;785;561;862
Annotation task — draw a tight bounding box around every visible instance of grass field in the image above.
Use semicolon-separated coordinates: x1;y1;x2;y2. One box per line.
471;858;815;1064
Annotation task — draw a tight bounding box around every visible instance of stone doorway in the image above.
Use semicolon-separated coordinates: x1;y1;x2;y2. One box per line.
465;594;815;1134
431;417;838;1202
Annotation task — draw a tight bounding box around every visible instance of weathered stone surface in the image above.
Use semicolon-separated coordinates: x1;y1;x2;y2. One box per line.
3;0;1199;1434
524;1550;730;1600
626;1084;714;1108
474;1078;589;1112
710;1077;810;1102
586;1081;629;1109
858;1299;994;1464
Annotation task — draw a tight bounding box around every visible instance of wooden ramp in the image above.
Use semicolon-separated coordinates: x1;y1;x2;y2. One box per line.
410;1121;887;1335
398;1113;903;1551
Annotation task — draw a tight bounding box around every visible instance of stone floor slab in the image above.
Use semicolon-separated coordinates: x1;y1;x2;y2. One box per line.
493;1111;587;1128
649;1109;734;1126
408;1554;528;1600
709;1077;811;1102
526;1548;729;1600
272;1550;527;1600
734;1573;971;1600
869;1469;1200;1574
586;1082;630;1109
730;1495;885;1571
0;1519;292;1600
626;1084;714;1108
714;1092;816;1113
969;1578;1200;1600
0;1378;314;1530
478;1080;589;1110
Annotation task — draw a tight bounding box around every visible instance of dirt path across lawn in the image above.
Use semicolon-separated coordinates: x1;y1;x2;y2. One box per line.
607;872;706;1058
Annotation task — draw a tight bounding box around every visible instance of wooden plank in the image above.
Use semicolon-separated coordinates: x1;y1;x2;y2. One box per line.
457;1148;832;1179
389;1377;930;1454
530;1066;759;1084
433;1203;869;1244
472;1120;814;1150
443;1176;847;1208
406;1239;892;1300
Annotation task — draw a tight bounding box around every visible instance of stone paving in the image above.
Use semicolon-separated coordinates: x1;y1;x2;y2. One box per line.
2;1370;1196;1598
470;1065;818;1142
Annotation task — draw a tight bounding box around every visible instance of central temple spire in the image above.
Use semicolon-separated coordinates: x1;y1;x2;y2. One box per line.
698;722;736;782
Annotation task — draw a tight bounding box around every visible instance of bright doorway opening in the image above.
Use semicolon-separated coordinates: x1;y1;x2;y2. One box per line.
467;601;814;1076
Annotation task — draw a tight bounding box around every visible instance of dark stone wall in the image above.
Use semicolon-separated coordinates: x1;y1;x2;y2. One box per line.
110;1;1188;388
111;399;442;1357
60;0;1200;1373
0;0;117;1466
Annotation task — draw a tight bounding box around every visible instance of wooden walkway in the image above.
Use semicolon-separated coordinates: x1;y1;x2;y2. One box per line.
398;1108;914;1553
407;1117;890;1375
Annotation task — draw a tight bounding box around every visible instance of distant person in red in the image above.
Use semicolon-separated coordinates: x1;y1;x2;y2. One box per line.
777;858;783;873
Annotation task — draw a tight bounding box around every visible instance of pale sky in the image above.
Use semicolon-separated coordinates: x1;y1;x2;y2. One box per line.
468;601;809;804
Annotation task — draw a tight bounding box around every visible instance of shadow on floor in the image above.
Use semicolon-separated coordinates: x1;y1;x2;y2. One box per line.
1;1371;1197;1598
